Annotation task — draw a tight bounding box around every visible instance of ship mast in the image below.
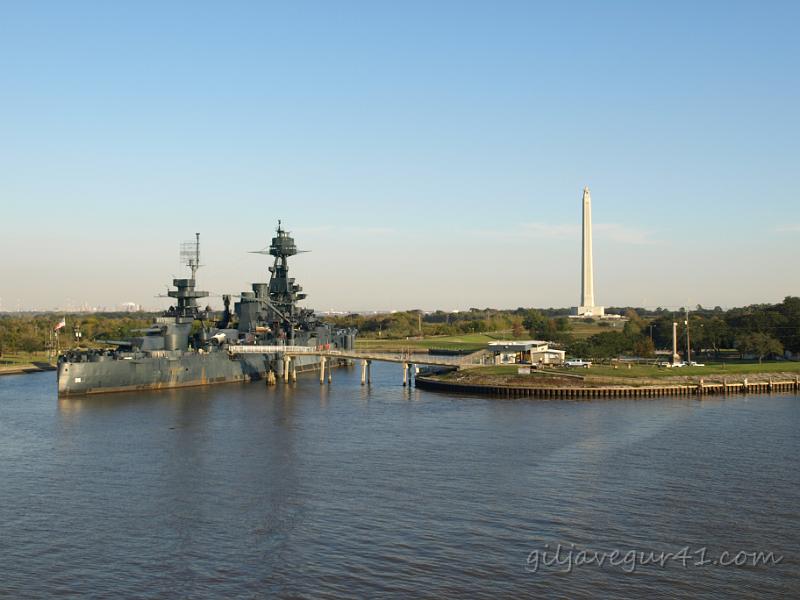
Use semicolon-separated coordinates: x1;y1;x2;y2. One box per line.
168;233;208;320
186;232;200;280
248;221;309;340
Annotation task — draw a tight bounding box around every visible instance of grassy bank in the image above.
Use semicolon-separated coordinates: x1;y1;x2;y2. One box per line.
0;351;56;374
569;319;625;339
355;332;523;352
0;351;54;365
551;361;800;379
432;361;800;389
353;321;616;352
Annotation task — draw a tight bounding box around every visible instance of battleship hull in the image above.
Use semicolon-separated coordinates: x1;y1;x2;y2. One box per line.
57;351;325;396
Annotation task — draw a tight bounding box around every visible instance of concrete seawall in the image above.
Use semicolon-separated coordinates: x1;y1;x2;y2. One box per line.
0;364;57;377
415;375;800;399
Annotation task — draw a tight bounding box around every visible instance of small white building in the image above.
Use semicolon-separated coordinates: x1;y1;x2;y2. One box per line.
531;347;566;365
487;340;565;366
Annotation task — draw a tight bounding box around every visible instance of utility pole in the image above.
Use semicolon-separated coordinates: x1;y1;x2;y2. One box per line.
685;307;691;365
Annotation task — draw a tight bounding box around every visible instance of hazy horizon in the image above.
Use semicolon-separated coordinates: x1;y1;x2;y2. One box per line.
2;2;798;312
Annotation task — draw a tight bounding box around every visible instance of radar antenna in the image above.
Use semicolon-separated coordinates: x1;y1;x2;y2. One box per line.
166;233;208;319
180;233;202;279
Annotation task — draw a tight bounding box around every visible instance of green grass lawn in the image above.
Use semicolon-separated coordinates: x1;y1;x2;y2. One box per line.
356;332;525;352
0;351;55;371
0;351;52;365
355;321;617;350
552;361;800;379
568;320;625;339
462;365;521;376
436;361;800;387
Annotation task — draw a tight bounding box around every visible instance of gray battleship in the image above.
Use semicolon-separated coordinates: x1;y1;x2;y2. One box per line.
57;223;355;396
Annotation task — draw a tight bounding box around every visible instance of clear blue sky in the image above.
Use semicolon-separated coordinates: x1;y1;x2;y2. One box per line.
1;1;798;311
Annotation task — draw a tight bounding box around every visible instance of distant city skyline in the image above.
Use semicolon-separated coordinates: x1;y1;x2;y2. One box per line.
1;2;798;311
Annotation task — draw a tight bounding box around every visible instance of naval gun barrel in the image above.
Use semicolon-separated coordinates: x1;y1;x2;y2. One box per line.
95;339;134;347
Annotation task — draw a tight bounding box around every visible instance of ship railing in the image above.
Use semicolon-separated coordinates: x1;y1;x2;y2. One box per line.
227;345;319;355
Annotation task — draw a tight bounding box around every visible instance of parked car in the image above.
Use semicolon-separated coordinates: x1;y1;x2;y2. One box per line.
565;359;592;368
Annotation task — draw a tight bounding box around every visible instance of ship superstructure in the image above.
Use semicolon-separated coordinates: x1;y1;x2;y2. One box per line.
57;224;355;396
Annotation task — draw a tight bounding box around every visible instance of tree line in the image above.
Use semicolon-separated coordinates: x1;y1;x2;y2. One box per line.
561;299;798;360
0;313;154;354
327;297;800;361
2;297;798;361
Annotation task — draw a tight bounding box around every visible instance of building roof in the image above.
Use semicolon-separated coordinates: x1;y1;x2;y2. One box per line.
487;340;549;352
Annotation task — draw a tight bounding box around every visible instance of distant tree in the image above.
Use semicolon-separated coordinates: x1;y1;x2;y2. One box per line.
526;316;573;344
511;318;524;339
702;316;731;355
625;308;644;325
522;309;545;334
651;315;677;349
317;299;800;349
623;319;642;338
736;333;783;364
584;331;633;358
554;317;572;333
18;334;42;353
778;296;800;353
632;337;655;358
566;340;591;358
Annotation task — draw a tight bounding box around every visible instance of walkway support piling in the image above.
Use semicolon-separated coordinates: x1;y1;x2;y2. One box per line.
319;357;326;385
361;360;367;386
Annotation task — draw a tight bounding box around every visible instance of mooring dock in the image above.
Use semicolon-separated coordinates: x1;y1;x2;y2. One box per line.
413;376;800;399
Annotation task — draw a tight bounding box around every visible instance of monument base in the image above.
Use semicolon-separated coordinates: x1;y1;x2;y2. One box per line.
574;305;605;317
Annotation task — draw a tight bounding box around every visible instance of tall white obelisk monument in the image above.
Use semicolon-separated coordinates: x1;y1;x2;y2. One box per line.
576;186;604;317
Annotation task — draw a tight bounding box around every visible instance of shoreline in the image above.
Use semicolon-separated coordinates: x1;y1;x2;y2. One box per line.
415;373;800;399
0;364;57;377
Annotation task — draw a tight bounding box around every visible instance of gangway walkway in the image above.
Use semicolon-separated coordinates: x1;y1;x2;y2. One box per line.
227;345;489;386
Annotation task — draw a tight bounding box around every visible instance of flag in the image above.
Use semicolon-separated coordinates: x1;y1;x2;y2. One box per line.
54;318;66;331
